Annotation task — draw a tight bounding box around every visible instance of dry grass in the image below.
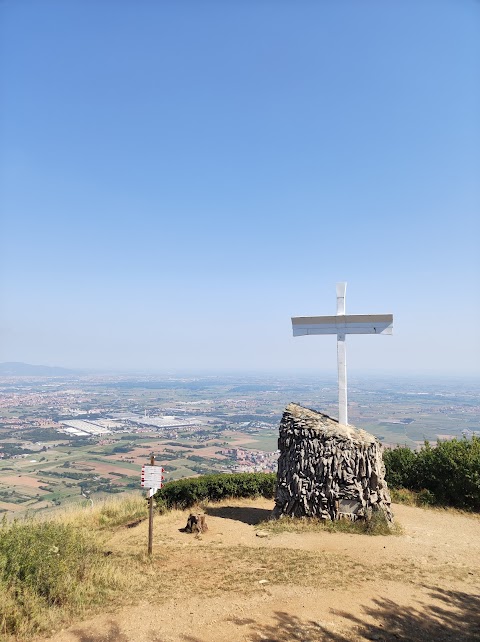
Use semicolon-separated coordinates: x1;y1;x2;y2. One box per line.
391;489;480;520
55;493;148;530
98;539;469;609
257;511;403;537
101;542;368;605
0;495;474;641
0;495;151;640
0;517;124;640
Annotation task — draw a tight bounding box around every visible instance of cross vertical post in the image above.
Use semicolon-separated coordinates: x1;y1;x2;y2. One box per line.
336;282;347;425
291;283;393;426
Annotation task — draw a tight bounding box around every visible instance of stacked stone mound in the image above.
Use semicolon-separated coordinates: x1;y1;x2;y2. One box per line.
273;403;393;522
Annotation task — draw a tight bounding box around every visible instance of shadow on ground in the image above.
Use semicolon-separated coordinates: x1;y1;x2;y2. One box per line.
231;611;349;642
71;622;164;642
71;622;128;642
68;586;480;642
205;505;272;525
245;586;480;642
337;585;480;642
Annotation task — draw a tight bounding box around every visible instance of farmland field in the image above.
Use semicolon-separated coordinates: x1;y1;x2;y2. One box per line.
0;372;477;517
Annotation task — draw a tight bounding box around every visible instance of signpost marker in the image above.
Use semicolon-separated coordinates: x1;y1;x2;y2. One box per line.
291;282;393;425
148;455;154;556
141;455;165;556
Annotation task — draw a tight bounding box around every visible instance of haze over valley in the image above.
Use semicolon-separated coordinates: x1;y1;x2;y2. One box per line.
0;364;478;518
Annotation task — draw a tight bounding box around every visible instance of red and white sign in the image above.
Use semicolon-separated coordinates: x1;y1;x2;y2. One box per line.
141;465;165;490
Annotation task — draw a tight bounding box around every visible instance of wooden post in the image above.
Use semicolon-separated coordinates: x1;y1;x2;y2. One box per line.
148;454;154;556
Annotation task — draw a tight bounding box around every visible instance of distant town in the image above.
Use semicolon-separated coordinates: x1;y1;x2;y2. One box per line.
0;365;478;518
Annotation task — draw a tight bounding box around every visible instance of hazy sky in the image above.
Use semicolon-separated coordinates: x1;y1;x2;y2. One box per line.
1;1;479;375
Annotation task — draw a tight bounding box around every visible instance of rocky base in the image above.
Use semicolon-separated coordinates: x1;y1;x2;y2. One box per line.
273;403;392;522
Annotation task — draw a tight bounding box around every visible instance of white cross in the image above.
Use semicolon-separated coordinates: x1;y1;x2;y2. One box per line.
291;282;393;426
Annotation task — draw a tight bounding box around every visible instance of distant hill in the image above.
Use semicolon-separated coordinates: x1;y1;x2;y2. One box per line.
0;362;77;376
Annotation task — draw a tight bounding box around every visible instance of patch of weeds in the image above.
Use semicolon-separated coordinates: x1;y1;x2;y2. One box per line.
0;517;120;638
96;496;148;528
391;488;438;508
257;510;402;536
363;509;403;535
59;494;148;530
416;489;437;506
390;487;419;506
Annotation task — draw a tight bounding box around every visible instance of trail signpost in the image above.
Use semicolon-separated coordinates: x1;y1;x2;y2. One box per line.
291;282;393;426
141;456;164;555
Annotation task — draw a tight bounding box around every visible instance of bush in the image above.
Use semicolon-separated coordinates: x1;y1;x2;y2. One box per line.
384;436;480;510
0;518;114;637
384;446;416;488
155;472;276;510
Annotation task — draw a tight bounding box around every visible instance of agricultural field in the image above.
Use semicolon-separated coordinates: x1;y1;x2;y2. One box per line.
0;371;478;518
0;423;279;517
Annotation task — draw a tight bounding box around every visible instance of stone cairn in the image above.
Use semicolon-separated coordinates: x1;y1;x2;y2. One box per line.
273;403;393;522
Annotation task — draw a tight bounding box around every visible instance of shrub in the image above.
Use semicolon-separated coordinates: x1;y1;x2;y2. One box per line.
383;446;416;488
415;438;480;509
416;488;437;506
384;436;480;510
155;472;276;510
0;520;94;606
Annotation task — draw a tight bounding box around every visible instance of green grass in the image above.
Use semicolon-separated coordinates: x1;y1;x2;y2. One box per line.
238;432;278;451
0;494;149;637
167;463;201;480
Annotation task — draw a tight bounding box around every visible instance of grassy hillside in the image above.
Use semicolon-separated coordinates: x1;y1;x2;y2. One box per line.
0;495;148;640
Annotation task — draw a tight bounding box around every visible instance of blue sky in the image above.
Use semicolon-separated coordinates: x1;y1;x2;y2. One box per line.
1;1;479;374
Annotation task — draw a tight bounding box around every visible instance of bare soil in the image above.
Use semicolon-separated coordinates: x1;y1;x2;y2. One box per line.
42;499;480;642
0;475;48;489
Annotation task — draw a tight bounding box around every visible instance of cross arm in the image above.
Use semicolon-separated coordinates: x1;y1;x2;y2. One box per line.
292;314;393;336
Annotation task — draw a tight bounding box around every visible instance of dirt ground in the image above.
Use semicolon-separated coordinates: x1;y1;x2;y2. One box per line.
43;499;480;642
0;475;47;489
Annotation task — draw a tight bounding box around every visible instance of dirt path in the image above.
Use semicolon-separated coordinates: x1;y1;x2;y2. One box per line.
43;500;480;642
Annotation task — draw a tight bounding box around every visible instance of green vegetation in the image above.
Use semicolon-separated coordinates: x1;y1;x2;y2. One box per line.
0;519;114;637
20;428;63;442
0;494;148;638
0;444;36;457
155;472;276;510
384;436;480;510
389;487;437;507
